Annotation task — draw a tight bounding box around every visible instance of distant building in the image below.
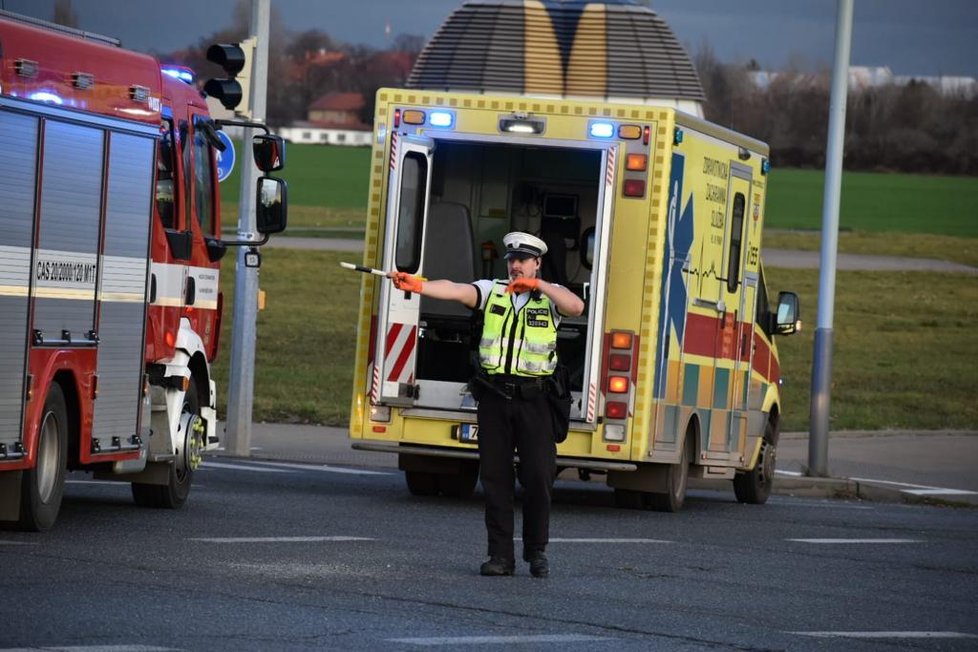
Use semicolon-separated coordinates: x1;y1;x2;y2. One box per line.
277;92;372;146
749;66;976;98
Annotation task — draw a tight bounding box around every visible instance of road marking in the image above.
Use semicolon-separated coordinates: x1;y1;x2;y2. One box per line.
515;537;671;544
787;538;922;544
0;540;37;546
0;646;181;651
200;461;291;473
245;460;392;476
201;459;391;476
188;536;375;543
66;479;131;486
386;634;612;646
791;631;977;640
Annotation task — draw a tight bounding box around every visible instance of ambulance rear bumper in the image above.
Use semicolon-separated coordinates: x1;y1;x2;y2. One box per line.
351;440;638;472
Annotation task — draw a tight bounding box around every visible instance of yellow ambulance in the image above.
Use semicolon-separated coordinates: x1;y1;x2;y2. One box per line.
348;87;800;511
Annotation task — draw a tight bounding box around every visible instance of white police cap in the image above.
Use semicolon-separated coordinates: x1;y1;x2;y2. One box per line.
502;231;548;259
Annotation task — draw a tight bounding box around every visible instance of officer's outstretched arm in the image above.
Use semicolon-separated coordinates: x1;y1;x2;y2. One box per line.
388;272;478;309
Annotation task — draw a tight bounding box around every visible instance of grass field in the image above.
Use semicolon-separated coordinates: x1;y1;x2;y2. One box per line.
212;250;978;432
220;142;371;209
765;168;978;237
213;144;978;431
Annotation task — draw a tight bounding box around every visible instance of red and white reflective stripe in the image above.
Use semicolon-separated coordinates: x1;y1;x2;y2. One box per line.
587;382;597;422
385;322;416;383
390;132;398;171
369;361;381;403
605;146;616;188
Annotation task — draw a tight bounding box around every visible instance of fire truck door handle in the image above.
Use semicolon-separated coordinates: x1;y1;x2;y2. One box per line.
185;277;196;306
150;274;157;303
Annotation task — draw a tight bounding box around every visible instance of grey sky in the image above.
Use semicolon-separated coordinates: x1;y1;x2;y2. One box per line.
2;0;975;77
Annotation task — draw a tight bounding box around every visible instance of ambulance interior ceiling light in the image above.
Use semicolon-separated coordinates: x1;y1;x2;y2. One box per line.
589;121;615;138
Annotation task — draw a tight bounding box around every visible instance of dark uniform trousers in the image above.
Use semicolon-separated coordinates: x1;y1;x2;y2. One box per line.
476;381;557;562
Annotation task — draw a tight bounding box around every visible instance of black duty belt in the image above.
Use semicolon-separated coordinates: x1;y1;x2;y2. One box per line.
487;375;548;400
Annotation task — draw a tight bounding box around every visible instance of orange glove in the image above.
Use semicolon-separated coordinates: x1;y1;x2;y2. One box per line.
391;271;423;293
506;277;539;294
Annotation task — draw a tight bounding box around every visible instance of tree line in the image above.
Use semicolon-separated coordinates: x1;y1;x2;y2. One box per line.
154;4;977;176
695;48;978;175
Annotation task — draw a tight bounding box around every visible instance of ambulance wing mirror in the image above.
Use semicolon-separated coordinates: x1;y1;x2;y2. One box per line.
774;291;801;335
256;177;287;235
253;134;285;172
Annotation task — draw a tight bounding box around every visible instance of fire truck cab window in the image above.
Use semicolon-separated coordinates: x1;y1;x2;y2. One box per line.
180;120;192;230
726;192;746;293
156;120;176;229
395;151;428;272
192;120;216;236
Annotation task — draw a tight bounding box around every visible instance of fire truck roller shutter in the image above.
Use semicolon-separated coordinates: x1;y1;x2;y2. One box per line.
33;121;103;345
0;111;39;456
91;132;155;451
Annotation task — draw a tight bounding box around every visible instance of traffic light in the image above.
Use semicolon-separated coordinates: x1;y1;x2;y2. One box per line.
204;37;256;117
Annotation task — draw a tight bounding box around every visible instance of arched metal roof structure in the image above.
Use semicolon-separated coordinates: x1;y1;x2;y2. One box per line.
407;0;704;105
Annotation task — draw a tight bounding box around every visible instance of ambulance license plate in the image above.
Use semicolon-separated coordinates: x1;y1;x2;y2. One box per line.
459;424;479;443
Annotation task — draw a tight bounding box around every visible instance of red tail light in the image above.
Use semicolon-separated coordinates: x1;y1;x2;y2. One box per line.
606;401;627;419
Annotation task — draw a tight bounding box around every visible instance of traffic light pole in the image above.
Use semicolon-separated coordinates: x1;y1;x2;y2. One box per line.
225;0;270;457
808;0;853;477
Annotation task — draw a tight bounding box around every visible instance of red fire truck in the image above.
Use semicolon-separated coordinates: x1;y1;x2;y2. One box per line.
0;11;286;530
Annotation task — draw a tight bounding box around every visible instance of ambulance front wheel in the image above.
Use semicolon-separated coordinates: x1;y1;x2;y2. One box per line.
733;420;777;504
132;381;199;509
19;383;69;531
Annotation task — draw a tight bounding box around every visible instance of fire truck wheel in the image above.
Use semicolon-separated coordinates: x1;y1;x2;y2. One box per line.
646;430;691;513
20;384;68;531
405;471;438;496
733;420;777;505
132;381;200;509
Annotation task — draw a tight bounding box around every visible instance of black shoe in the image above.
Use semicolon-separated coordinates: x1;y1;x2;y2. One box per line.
527;552;549;578
480;557;515;576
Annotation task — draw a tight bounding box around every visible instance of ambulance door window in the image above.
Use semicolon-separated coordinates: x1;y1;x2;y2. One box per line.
726;192;746;293
192;119;216;237
155;118;178;229
395;151;428;273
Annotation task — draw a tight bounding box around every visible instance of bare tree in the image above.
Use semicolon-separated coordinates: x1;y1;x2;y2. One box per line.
52;0;78;28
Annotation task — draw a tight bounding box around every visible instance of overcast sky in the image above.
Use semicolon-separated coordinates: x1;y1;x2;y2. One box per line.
3;0;975;77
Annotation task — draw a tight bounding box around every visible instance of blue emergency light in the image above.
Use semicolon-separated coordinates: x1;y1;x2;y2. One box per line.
162;66;195;85
589;121;615;138
429;111;455;128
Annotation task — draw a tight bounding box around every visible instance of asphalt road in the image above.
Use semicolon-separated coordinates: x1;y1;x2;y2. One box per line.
2;461;976;651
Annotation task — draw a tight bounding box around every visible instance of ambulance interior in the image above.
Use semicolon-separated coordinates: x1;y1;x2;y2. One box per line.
415;139;604;401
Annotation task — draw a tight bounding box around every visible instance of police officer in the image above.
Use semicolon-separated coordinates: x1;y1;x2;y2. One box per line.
389;232;585;578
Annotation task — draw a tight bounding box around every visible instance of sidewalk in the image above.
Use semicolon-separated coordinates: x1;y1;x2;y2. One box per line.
214;423;978;507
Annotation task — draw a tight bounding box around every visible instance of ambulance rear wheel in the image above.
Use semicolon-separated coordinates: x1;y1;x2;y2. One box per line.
405;471;438;496
646;426;693;513
733;420;777;505
437;463;479;498
19;384;68;532
132;381;199;509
